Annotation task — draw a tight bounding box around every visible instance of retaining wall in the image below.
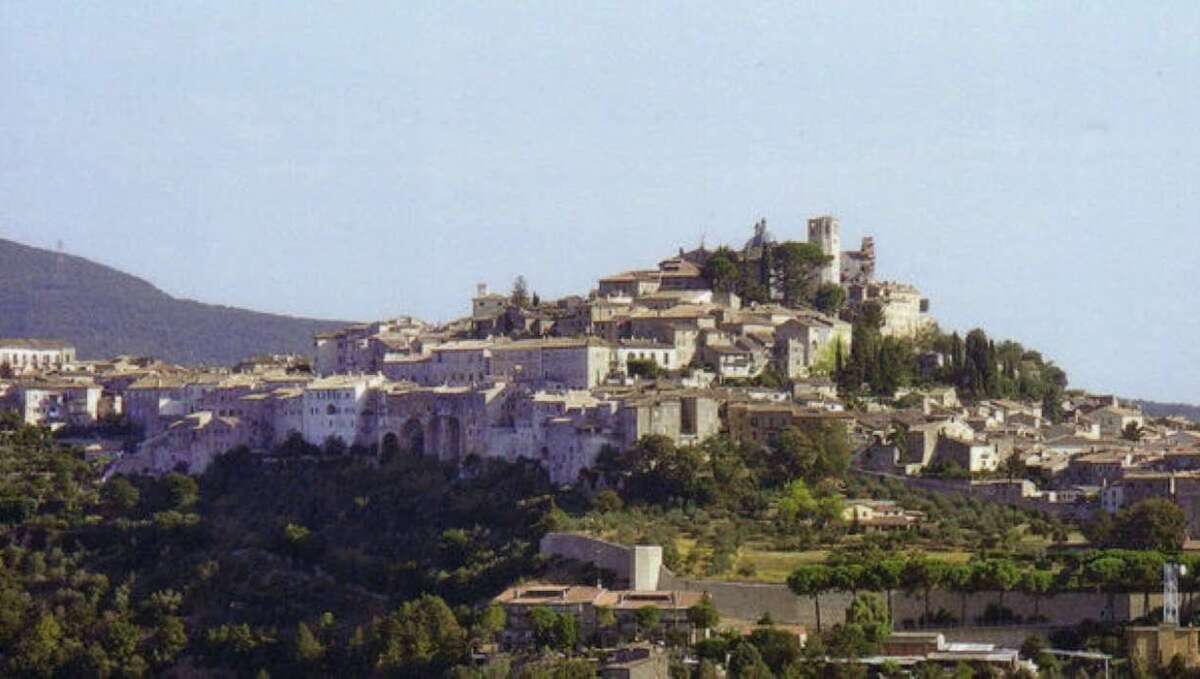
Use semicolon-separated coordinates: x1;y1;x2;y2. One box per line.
539;532;1169;630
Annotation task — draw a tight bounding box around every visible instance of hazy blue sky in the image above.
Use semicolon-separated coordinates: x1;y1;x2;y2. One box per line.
2;3;1198;402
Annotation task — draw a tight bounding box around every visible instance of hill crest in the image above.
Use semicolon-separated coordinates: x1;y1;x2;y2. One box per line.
0;238;349;365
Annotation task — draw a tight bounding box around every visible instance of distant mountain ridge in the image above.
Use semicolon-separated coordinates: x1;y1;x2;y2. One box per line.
1127;398;1200;423
0;238;350;365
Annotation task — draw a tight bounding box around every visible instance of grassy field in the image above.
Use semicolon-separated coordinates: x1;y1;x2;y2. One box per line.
669;535;974;584
728;547;976;583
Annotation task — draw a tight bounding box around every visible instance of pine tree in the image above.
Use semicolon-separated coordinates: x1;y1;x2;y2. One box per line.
295;622;324;664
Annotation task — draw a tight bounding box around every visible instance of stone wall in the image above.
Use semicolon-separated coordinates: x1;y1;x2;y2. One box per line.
541;532;1152;631
852;469;1096;521
659;571;1130;629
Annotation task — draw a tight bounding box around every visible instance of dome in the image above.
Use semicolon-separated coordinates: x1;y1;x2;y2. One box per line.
742;219;775;251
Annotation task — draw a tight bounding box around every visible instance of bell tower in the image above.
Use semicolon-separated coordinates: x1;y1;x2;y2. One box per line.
806;215;841;285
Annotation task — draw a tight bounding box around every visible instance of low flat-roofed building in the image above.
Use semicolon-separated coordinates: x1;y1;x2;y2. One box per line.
493;584;705;649
842;499;924;532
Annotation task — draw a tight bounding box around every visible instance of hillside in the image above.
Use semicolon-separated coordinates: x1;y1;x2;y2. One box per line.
1127;398;1200;423
0;238;349;365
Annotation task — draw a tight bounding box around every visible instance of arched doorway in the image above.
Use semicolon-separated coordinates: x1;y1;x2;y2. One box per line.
400;417;425;456
430;415;463;462
381;432;401;461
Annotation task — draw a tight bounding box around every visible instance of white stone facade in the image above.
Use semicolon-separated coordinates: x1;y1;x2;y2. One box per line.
0;339;76;374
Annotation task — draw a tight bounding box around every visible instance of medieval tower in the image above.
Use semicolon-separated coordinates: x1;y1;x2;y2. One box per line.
806;215;841;285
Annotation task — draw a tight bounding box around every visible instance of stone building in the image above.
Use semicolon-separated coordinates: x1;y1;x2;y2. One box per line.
613;340;679;376
9;380;101;427
0;339;76;375
773;313;852;380
301;374;384;447
931;436;1000;473
116;411;249;476
1092;405;1146;436
725;402;853;447
123;375;194;436
490;338;614;390
376;382;502;463
846;281;932;337
471;283;508;319
313;317;427;376
596;258;707;300
840;236;876;285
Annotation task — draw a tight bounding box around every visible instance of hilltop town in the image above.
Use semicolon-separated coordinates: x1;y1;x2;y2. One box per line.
3;215;1199;676
4;216;1194;521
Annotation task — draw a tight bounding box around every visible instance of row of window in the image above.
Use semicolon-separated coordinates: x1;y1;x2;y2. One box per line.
1;352;67;366
311;390;353;400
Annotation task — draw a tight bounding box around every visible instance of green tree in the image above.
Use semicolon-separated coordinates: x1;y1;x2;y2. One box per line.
1122;551;1166;615
975;559;1021;609
814;283;846;315
163;473;199;510
105;617;148;676
1110;499;1187;552
1083;555;1127;618
472;604;506;646
830;564;867;598
372;594;468;674
1019;569;1055;620
149;616;188;667
844;592;892;651
869;559;905;624
12;613;66;676
591;489;623;513
787;565;831;633
101;477;141;513
529;607;560;649
772;427;817;484
963;329;996;397
626;357;666;379
944;564;975;626
634;607;661;640
554;611;579;650
728;641;773;679
1122;421;1147;442
294;622;324;665
702;248;742;294
770;241;831;308
511;275;530;308
901;556;945;623
748;626;802;673
688;593;720;636
776;479;818;526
